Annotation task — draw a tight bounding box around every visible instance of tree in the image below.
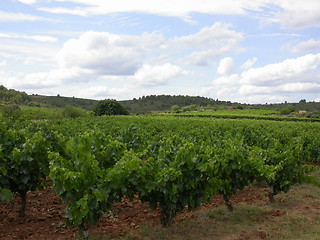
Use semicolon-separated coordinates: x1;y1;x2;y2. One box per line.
93;99;129;116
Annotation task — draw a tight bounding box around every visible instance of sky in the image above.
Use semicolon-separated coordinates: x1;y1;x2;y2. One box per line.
0;0;320;103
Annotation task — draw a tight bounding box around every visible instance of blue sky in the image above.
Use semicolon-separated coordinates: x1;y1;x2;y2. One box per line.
1;0;320;103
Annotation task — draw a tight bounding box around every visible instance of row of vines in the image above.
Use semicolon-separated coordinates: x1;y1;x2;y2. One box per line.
1;116;320;238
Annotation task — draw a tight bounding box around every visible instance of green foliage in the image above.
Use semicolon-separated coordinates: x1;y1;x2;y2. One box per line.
49;133;113;237
250;138;310;202
21;106;63;120
1;115;320;235
121;94;238;114
181;104;198;112
0;145;13;202
171;105;180;113
138;139;220;226
279;105;295;115
305;111;320;119
62;105;86;119
0;121;50;216
212;138;260;211
93;99;129;116
0;188;13;202
1;105;23;119
0;85;31;105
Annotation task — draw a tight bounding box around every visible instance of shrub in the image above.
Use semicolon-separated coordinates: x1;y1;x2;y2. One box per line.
279;105;295;115
62;106;86;119
1;105;22;119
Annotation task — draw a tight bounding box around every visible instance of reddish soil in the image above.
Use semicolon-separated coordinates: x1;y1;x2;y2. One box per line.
0;186;270;240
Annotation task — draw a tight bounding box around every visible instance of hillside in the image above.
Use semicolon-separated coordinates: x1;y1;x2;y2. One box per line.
1;85;320;115
30;94;98;111
0;85;243;113
121;95;240;114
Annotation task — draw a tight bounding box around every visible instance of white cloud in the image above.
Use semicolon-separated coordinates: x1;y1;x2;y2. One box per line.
133;63;190;87
57;31;164;76
238;82;320;99
270;0;320;29
209;53;320;103
170;23;243;66
279;82;320;93
217;57;234;75
170;23;243;50
184;49;232;66
241;54;320;85
0;33;58;43
0;61;7;67
37;0;264;19
235;95;291;104
37;0;320;29
0;11;51;22
17;0;37;4
0;38;60;67
241;57;257;70
290;39;320;53
77;86;131;100
0;66;93;91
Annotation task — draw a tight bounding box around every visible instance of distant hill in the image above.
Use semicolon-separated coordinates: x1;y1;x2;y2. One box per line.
0;85;98;111
253;100;320;112
1;85;320;115
0;85;242;113
121;95;240;114
30;94;98;111
0;85;31;105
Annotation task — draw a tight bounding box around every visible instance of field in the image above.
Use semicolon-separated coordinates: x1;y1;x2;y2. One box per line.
172;109;320;122
1;115;320;239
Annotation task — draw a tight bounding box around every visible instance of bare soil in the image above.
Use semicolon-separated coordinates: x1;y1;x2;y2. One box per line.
0;180;319;240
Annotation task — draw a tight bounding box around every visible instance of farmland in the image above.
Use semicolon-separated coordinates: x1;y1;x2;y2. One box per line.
1;115;320;239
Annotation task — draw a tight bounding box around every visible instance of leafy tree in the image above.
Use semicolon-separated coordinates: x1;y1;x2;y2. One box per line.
93;99;129;116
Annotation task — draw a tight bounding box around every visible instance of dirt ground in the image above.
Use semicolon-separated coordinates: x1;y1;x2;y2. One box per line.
0;184;270;240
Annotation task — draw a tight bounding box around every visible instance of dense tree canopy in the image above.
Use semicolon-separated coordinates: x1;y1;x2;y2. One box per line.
93;99;129;116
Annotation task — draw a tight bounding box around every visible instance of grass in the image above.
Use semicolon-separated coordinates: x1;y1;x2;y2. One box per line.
91;172;320;240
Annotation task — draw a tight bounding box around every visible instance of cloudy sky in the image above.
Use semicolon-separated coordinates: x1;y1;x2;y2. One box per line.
1;0;320;103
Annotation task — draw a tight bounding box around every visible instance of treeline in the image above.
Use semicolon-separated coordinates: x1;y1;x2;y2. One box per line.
0;86;243;114
1;85;320;115
254;99;320;112
121;95;241;114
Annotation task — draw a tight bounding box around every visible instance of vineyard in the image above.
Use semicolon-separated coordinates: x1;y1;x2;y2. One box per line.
1;115;320;239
